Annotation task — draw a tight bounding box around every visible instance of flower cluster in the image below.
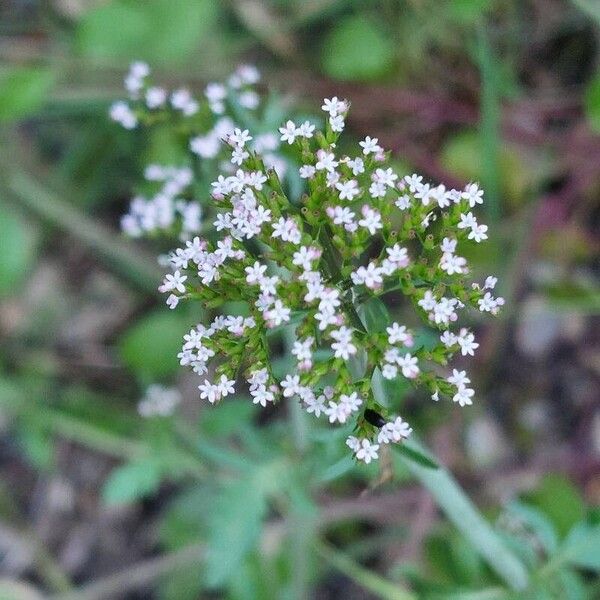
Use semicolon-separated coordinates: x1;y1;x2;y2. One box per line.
112;62;288;241
121;165;201;239
138;384;182;417
156;94;504;464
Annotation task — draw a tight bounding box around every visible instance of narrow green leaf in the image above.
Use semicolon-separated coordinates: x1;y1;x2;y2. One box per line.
395;440;529;591
394;441;439;470
314;540;416;600
506;501;559;555
0;207;37;296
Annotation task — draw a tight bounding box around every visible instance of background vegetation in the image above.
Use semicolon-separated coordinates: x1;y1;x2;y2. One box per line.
0;0;599;598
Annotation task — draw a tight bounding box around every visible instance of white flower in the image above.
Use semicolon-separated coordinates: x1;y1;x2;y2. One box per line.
321;96;347;117
339;392;362;412
335;179;360;201
359;136;382;155
358;206;383;234
440;331;457;347
159;270;187;294
440;252;467;275
441;237;457;253
281;374;300;398
245;261;268;284
146;87;167;108
381;363;398;379
329;115;345;132
447;369;470;387
404;173;423;193
386;322;413;346
346;435;361;452
198;380;220;404
398;353;419;379
217;374;236;397
330;326;357;360
386;416;413;441
166;294;179;309
457;329;479;356
299;165;316;179
315;150;338;172
326;401;351;424
458;211;478;230
395;194;411;210
265;299;291;327
484;276;498;289
138;385;181;417
298;121;316;138
453;386;474;407
462;183;484;207
305;393;326;417
469;224;488;243
279;120;298;144
229;128;252;147
348;157;365;175
355;439;379;464
110;101;137;129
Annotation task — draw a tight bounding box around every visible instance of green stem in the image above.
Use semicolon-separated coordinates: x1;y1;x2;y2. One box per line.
314;539;416;600
4;169;159;293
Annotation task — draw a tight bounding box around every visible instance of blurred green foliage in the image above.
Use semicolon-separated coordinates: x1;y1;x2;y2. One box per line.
0;0;599;598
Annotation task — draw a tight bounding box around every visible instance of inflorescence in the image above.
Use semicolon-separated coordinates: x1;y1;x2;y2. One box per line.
113;64;504;464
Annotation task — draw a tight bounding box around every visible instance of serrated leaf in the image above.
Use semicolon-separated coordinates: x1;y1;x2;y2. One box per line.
204;461;287;587
321;16;394;81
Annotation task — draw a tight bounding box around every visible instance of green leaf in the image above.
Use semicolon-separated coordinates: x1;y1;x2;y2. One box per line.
119;310;190;381
0;67;55;122
0;207;37;296
556;568;588;600
76;0;220;65
584;71;600;132
448;0;492;22
559;523;600;571
358;296;390;333
321;16;394;81
527;474;585;538
393;441;438;470
572;0;600;25
103;457;163;504
201;399;258;437
395;439;529;591
204;461;286;587
506;501;559;555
